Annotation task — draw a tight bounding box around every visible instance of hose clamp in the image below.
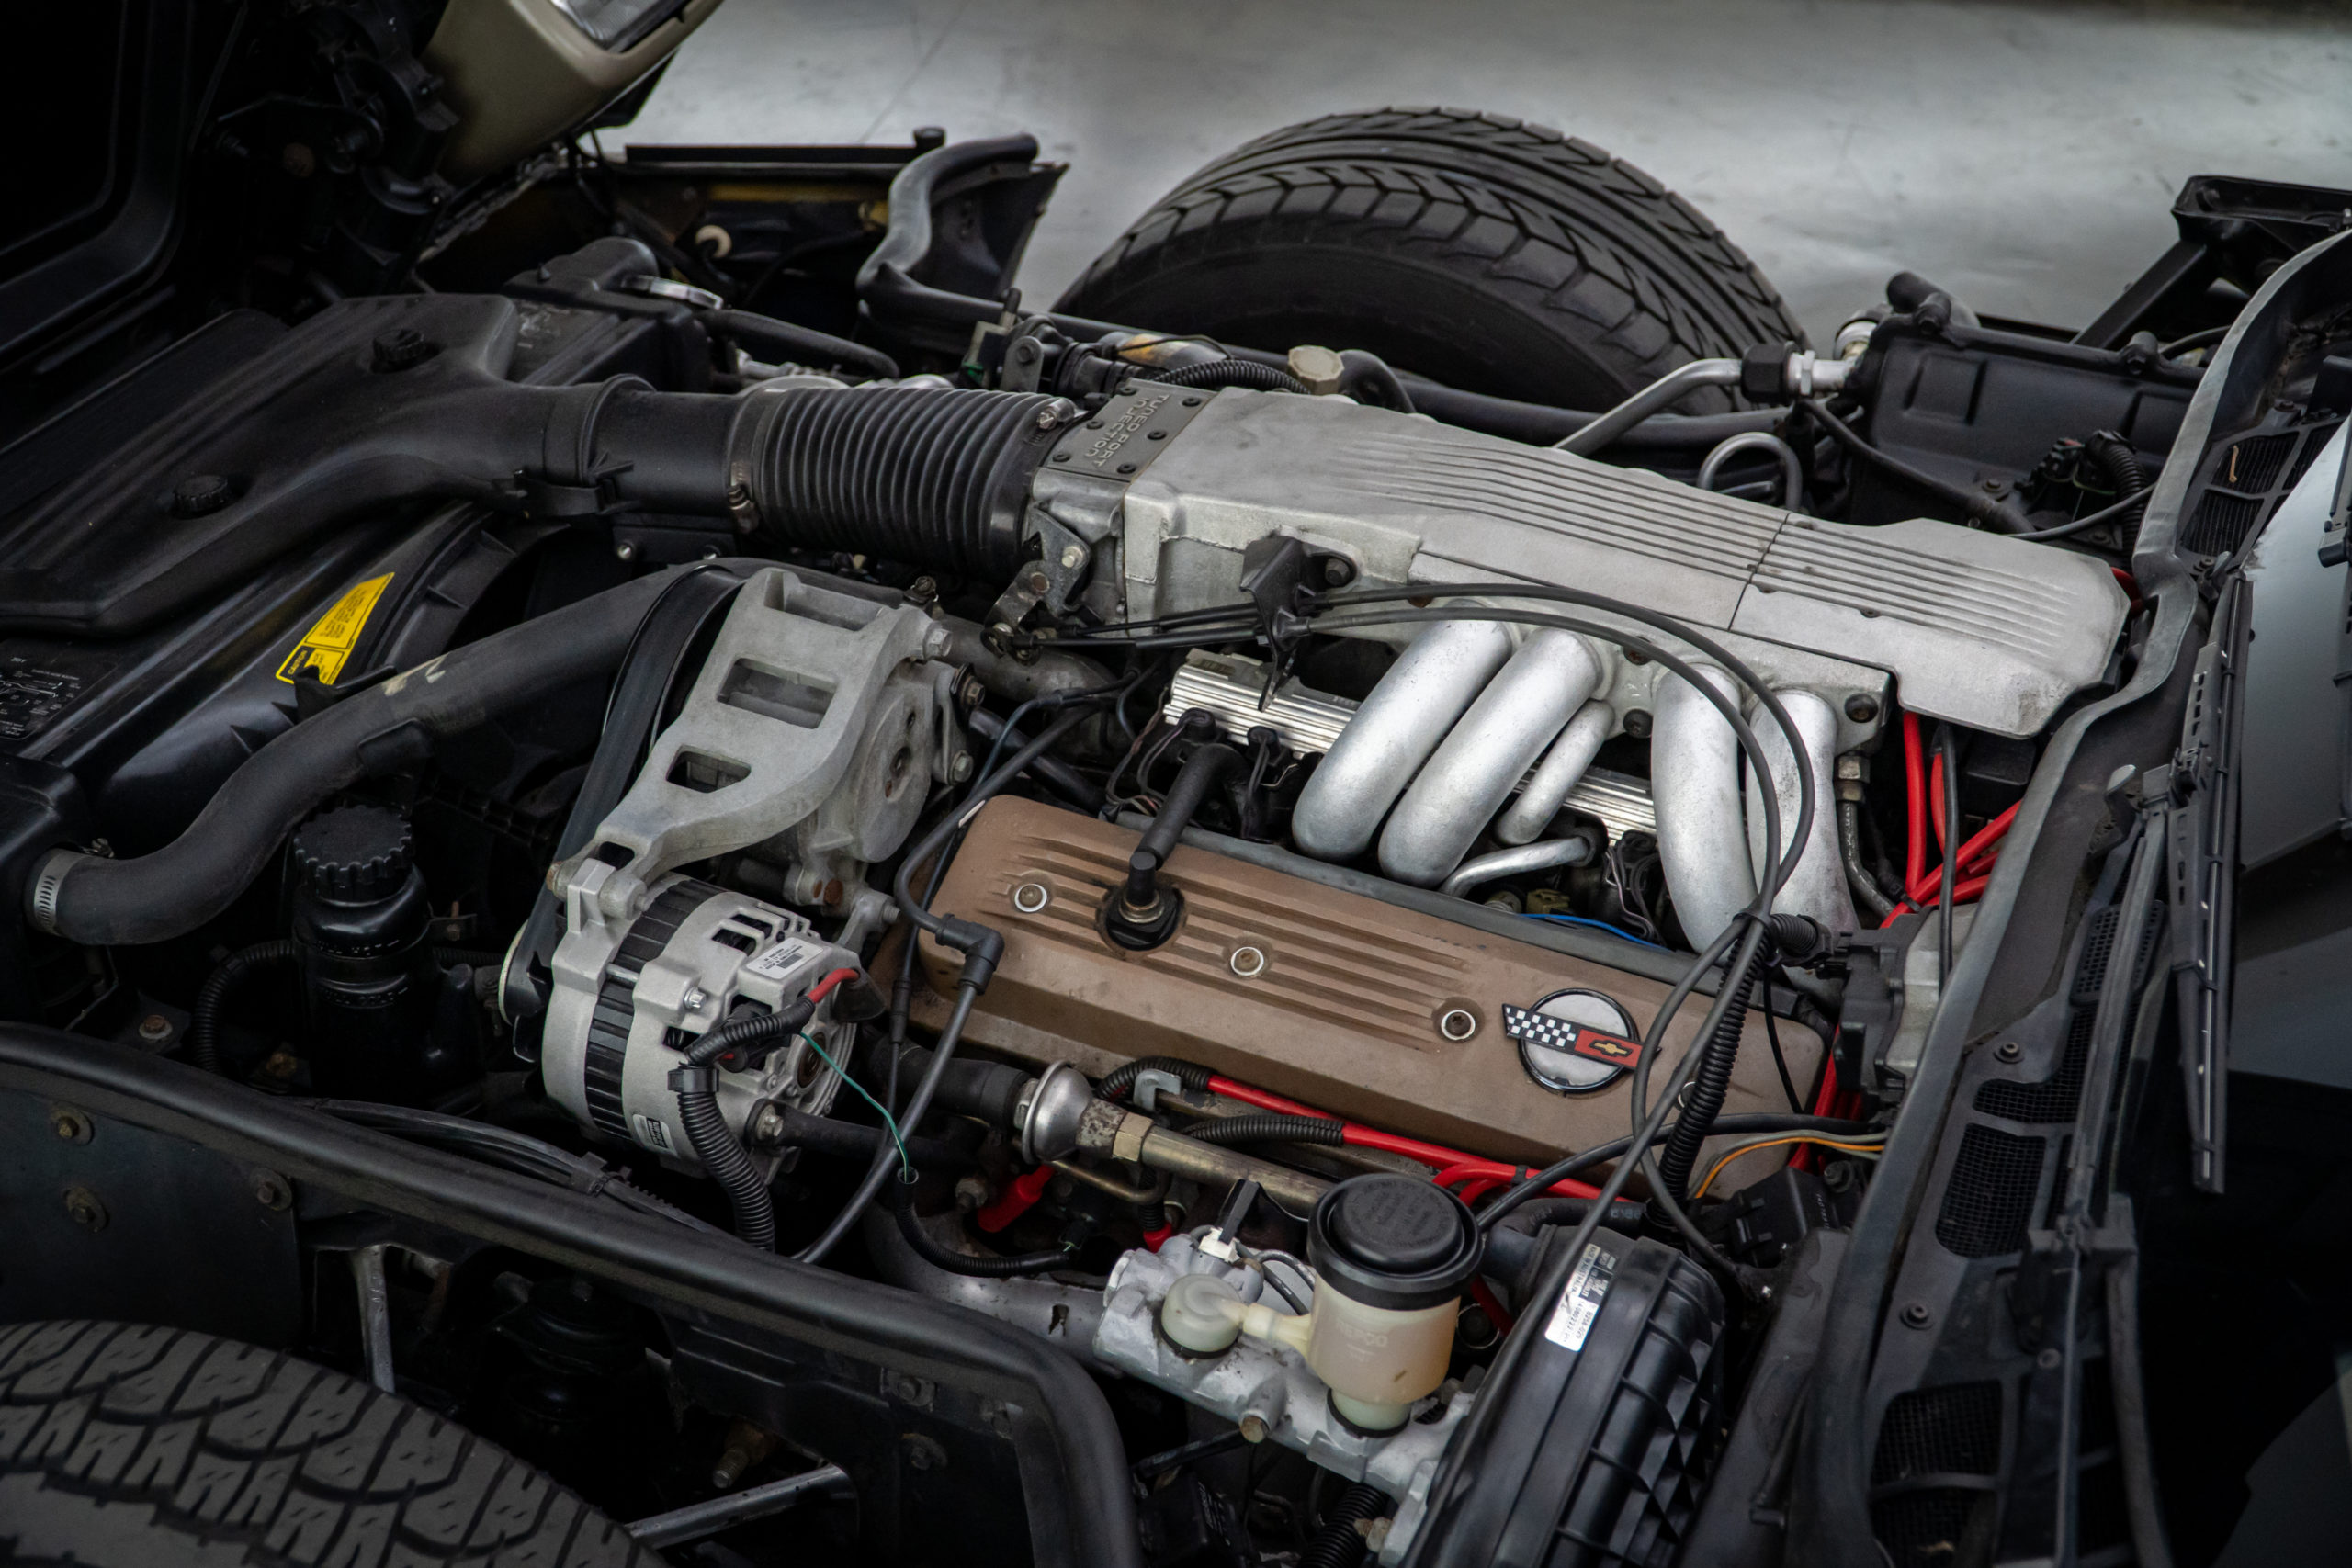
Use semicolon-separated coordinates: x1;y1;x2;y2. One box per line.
26;849;83;936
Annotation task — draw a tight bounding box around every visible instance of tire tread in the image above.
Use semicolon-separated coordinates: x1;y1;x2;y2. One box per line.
0;1322;657;1568
1059;106;1805;405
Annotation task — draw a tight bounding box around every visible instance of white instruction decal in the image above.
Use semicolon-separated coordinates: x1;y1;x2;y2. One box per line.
745;936;824;982
1544;1243;1617;1352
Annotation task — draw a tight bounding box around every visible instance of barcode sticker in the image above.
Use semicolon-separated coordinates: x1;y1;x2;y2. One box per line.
745;937;824;981
1544;1243;1617;1352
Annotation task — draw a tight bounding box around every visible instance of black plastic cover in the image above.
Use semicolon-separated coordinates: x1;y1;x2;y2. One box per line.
1407;1232;1724;1568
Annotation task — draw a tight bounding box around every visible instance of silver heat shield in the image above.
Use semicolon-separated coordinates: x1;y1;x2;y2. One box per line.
1090;391;2126;739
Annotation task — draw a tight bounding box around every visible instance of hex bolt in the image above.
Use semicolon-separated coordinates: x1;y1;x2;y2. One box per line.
907;574;939;604
949;753;975;783
1900;1302;1933;1329
614;540;637;562
251;1171;292;1212
748;1103;786;1148
682;985;709;1013
62;1186;107;1233
1995;1040;2023;1063
1844;694;1882;723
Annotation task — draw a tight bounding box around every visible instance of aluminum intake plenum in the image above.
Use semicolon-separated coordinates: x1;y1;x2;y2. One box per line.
1091;390;2128;739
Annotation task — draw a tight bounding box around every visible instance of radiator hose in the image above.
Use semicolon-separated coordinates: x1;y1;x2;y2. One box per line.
27;386;1068;948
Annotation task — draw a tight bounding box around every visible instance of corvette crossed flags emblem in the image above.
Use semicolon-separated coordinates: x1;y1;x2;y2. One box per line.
1500;1004;1645;1067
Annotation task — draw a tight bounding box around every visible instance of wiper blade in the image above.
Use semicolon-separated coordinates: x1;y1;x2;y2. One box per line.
2164;570;2250;1193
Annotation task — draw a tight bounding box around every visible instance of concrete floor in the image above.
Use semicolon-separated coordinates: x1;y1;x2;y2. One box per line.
625;0;2352;346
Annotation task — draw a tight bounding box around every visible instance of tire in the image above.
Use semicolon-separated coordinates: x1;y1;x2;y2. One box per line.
1057;107;1807;412
0;1321;657;1567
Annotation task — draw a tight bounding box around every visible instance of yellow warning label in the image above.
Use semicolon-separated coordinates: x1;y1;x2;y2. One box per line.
275;573;393;685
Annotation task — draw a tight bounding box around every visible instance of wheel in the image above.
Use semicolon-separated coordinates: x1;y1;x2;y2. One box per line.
0;1321;657;1567
1057;107;1807;411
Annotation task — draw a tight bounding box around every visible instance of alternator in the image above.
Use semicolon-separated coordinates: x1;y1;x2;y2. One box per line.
542;873;860;1167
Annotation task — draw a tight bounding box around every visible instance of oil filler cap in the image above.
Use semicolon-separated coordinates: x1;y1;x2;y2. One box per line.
1308;1174;1483;1311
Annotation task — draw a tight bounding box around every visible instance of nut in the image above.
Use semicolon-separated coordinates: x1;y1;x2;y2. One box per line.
137;1013;174;1044
1623;709;1654;739
62;1186;107;1233
1437;1007;1478;1042
1228;945;1267;979
614;540;637;562
1899;1302;1933;1329
1238;1413;1270;1444
251;1171;292;1211
1844;694;1882;723
1995;1040;2023;1063
50;1107;93;1144
1012;882;1051;914
1286;344;1346;395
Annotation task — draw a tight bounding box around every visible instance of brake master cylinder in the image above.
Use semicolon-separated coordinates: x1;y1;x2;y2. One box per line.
1159;1174;1483;1432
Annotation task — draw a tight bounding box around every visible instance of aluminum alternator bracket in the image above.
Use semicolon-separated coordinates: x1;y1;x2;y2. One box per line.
560;566;948;926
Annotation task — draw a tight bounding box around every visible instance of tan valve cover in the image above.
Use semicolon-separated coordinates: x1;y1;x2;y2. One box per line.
916;798;1815;1168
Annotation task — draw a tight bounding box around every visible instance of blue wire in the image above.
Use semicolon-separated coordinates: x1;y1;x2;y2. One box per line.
1523;913;1669;951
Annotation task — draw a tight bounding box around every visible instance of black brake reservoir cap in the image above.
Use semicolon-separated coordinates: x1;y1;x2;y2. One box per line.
1307;1173;1483;1311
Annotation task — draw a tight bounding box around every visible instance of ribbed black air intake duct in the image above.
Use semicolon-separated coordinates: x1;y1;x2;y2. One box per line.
734;386;1060;578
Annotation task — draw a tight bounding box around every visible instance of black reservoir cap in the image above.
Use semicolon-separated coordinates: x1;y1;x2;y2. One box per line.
291;805;414;903
1308;1173;1483;1311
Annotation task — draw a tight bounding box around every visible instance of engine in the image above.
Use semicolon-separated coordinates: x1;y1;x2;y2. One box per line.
0;237;2149;1567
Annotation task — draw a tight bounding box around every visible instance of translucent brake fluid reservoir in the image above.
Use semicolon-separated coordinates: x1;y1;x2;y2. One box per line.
1158;1175;1486;1432
1304;1175;1484;1431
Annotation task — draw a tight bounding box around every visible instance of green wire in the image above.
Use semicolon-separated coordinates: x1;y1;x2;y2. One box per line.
797;1031;911;1177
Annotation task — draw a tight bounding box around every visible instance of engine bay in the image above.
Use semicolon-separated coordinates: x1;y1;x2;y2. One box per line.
5;27;2349;1562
